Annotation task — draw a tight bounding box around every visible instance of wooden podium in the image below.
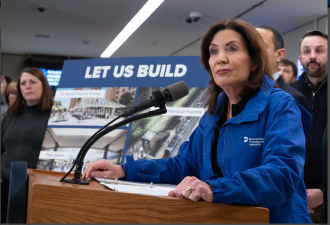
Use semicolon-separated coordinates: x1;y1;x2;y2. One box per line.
26;169;269;223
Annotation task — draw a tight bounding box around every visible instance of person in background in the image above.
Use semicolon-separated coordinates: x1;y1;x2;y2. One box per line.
83;19;312;223
278;59;298;84
1;67;53;223
1;75;13;114
1;81;18;121
290;30;328;223
255;25;310;112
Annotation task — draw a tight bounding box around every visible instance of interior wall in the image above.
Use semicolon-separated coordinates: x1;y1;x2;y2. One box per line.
1;54;27;80
176;16;328;64
282;15;327;65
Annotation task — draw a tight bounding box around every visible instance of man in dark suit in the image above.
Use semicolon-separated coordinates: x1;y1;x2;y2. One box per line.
290;30;328;223
255;25;310;112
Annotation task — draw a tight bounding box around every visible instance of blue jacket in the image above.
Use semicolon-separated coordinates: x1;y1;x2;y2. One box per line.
123;77;312;223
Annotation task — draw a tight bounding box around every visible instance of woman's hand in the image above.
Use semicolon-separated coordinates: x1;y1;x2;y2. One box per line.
168;176;213;202
306;188;323;213
81;159;125;180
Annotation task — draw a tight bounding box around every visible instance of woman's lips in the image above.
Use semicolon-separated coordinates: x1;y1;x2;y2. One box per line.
217;69;230;74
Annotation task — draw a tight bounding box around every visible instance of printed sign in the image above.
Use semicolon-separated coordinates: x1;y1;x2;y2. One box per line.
38;56;210;173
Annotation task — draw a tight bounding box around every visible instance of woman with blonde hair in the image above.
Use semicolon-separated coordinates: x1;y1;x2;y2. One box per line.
1;81;18;121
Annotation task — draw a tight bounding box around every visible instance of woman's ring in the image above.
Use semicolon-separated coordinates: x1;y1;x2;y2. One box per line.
185;185;194;193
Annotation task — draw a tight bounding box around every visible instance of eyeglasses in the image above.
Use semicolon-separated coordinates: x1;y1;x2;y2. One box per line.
9;90;17;95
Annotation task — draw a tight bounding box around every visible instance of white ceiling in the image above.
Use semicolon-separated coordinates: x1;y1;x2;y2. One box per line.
2;0;327;59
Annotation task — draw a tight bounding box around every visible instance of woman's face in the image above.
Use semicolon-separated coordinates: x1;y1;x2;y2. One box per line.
8;88;17;106
20;72;43;106
208;29;254;92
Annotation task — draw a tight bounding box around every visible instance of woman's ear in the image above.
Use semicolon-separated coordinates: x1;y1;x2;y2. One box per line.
251;63;258;73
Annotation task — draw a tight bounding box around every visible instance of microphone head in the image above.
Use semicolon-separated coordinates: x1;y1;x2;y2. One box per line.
165;81;189;102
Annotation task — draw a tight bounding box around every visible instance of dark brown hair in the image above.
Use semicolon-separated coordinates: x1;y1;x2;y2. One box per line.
2;75;13;86
279;59;297;78
8;67;53;117
200;19;274;115
299;30;328;53
254;25;284;51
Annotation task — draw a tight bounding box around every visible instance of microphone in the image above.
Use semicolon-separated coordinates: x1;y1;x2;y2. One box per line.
120;81;189;117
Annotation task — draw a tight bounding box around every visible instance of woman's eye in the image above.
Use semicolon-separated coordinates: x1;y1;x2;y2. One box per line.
209;48;218;55
228;46;237;52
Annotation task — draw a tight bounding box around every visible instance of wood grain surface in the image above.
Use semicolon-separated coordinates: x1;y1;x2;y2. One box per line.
26;169;269;223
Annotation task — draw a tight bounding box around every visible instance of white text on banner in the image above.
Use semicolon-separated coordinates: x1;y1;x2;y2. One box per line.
151;107;205;117
54;90;105;98
39;151;69;160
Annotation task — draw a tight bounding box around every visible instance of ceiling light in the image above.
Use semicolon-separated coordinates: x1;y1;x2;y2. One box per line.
100;0;164;58
35;35;51;39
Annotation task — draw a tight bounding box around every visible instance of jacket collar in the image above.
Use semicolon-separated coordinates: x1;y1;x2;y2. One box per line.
203;76;275;129
299;72;307;83
275;75;285;88
299;71;328;90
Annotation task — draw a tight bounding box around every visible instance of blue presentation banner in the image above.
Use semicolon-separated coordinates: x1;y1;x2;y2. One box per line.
59;56;210;88
38;56;210;173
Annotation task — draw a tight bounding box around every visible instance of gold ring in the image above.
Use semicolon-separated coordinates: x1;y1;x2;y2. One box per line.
185;185;193;193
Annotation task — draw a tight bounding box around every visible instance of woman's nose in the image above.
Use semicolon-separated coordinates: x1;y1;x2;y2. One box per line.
217;52;228;64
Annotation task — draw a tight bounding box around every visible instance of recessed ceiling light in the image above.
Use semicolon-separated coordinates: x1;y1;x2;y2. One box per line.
83;40;91;45
35;35;51;39
100;0;164;58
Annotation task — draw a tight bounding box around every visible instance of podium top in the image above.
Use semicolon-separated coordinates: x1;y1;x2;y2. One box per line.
27;169;269;224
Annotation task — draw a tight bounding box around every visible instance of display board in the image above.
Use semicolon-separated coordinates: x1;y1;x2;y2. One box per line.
38;56;210;173
39;68;62;86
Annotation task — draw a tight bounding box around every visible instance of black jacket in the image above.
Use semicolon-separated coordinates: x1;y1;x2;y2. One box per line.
276;76;310;113
290;72;327;189
322;126;327;223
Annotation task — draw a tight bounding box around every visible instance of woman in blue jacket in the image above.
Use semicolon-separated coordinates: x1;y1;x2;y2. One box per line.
83;19;312;223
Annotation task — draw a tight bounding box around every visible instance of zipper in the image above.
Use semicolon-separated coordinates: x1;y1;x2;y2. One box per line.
222;127;228;176
301;77;327;112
